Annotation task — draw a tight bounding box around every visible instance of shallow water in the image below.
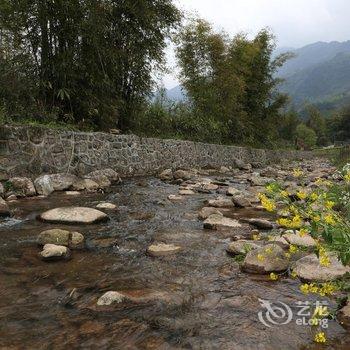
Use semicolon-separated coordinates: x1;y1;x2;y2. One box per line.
0;176;349;349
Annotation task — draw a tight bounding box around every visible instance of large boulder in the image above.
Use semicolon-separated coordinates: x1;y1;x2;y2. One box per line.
39;244;71;261
34;175;55;196
204;214;241;230
8;177;36;197
39;207;108;224
48;174;77;191
34;173;77;195
226;187;242;196
38;229;84;248
0;197;10;217
242;244;289;274
293;254;350;282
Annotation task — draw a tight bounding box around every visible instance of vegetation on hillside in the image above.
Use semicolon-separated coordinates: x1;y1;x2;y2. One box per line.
0;1;349;149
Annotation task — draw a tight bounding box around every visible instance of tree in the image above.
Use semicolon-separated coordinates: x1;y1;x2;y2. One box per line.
305;105;328;146
296;123;317;149
0;0;181;130
175;19;290;146
278;109;300;142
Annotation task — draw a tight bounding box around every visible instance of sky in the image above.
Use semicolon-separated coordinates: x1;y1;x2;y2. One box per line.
161;0;350;88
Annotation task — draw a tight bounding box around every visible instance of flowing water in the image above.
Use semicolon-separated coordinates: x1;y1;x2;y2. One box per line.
0;175;349;349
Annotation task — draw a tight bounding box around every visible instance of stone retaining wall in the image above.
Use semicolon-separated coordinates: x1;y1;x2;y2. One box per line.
0;125;312;177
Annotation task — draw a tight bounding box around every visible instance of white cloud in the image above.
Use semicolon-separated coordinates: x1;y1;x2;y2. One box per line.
161;0;350;88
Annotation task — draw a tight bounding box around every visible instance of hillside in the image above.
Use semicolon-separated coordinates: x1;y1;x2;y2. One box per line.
165;41;350;112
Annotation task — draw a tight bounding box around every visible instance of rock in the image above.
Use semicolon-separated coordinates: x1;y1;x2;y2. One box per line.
250;175;275;187
227;187;242;196
198;207;223;220
97;290;173;306
38;229;84;248
34;175;55;196
84;174;111;188
159;169;173;181
85;168;121;183
49;174;77;191
39;207;108;224
234;158;251;170
71;178;99;191
242;244;289;274
147;243;182;257
247;218;273;230
232;195;251;208
204;214;241;230
65;191;80;196
91;237;118;249
220;166;230;173
8;177;36;197
293;254;350;282
207;197;235;208
179;189;195;195
0;197;10;217
227;240;261;255
268;236;290;249
96;202;117;209
168;194;184;201
173;169;192;180
39;244;71;261
338;301;350;329
6;194;17;201
202;183;219;191
97;291;125;305
0;182;4;197
282;232;316;248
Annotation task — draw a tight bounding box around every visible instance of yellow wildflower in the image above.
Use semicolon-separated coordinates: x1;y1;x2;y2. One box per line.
253;234;261;241
310;192;318;201
296;191;307;200
309;283;319;293
324;214;335;225
259;194;276;212
314;331;326;343
265;247;273;254
280;190;289;198
313;306;329;318
300;284;309;294
257;254;265;262
298;228;309;237
291;215;302;228
289;245;298;254
325;200;335;209
269;272;279;281
293;168;303;177
344;172;350;183
290;270;297;279
284;252;291;258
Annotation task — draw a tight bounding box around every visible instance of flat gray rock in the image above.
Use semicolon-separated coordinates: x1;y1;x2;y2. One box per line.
39;207;108;224
294;254;350;282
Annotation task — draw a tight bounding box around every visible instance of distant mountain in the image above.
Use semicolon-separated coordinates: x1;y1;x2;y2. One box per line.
278;41;350;78
164;40;350;112
167;85;186;101
277;41;350;111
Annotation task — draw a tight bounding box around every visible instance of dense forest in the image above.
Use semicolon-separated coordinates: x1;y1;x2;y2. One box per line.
0;0;349;149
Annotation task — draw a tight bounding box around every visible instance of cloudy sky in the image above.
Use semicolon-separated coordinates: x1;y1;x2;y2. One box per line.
161;0;350;88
